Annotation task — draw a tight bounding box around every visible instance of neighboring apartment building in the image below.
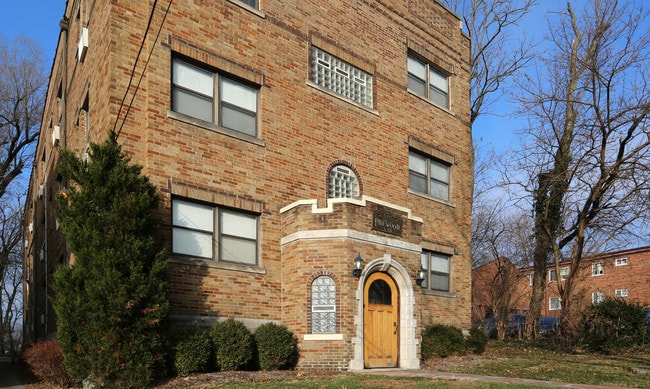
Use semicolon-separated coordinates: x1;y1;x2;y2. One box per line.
472;246;650;322
23;0;472;370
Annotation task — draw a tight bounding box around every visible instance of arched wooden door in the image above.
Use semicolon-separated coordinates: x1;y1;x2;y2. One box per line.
363;272;399;368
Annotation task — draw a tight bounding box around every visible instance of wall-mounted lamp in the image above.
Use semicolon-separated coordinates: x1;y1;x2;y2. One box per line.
416;266;426;286
353;253;363;277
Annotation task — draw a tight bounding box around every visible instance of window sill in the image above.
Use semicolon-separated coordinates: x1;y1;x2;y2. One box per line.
168;255;266;275
407;89;455;116
306;81;379;116
420;289;456;298
408;189;455;207
226;0;266;18
304;334;344;341
168;111;265;147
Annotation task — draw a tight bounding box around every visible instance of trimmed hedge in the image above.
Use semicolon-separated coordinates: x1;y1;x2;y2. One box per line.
254;323;298;370
211;318;255;371
421;324;466;359
172;328;213;376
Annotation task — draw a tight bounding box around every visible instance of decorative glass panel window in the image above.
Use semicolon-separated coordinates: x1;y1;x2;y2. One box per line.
172;58;259;136
172;198;258;265
549;297;562;310
615;288;628;297
592;262;604;276
592;291;604;304
409;150;450;201
615;257;628;266
311;276;336;333
549;267;569;282
310;47;373;107
420;251;450;292
328;165;359;198
407;53;449;109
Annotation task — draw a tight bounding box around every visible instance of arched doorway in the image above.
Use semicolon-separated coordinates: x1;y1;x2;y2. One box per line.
363;272;398;368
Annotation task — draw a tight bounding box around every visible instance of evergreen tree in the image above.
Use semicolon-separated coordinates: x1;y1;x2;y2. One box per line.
52;131;169;388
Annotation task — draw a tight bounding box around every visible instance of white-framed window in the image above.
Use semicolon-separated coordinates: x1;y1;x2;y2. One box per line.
549;267;569;282
592;262;604;276
310;46;373;107
525;273;534;286
409;149;450;201
172;198;259;265
615;257;628;266
592;291;604;304
549;297;562;310
172;58;259;136
421;251;451;292
407;53;449;109
311;276;336;334
615;288;628;298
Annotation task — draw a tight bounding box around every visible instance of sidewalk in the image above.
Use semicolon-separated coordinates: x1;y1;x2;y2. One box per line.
0;357;26;389
360;368;632;389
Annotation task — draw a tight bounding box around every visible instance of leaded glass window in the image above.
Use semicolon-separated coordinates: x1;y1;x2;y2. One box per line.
311;47;373;107
311;276;336;333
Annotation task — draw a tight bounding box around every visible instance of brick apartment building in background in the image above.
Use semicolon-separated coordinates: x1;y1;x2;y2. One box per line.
472;246;650;323
23;0;472;370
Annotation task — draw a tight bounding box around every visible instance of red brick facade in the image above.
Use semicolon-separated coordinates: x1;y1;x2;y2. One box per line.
24;0;472;370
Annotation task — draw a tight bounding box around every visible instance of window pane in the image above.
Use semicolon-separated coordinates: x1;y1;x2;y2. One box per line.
172;88;214;122
368;279;391;305
430;272;449;291
238;0;257;8
429;86;449;108
408;75;426;96
220;78;257;111
221;210;257;239
430;159;449;183
430;254;449;273
220;105;256;135
429;67;448;93
430;180;449;201
173;60;213;97
173;200;213;232
407;56;426;79
173;228;213;258
312;276;336;333
409;151;427;174
220;236;256;264
409;173;427;193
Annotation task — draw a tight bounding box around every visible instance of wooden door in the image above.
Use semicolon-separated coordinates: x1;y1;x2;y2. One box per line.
363;272;398;368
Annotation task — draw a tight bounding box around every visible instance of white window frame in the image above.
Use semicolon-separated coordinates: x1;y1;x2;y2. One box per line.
549;297;562;311
592;262;604;276
409;149;450;201
407;52;450;109
311;276;336;334
615;288;628;298
421;251;451;292
549;267;569;282
172;198;259;265
592;291;604;304
525;273;534;286
328;165;359;198
310;46;373;108
172;58;259;136
615;257;628;266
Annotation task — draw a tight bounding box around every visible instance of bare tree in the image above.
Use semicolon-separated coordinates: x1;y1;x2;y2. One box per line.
0;35;48;351
440;0;537;124
514;0;650;339
0;203;23;354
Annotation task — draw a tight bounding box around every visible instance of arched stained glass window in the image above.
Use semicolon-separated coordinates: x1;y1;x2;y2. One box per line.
311;276;336;333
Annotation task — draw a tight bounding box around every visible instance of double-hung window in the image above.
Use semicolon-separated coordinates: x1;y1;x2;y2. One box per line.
172;58;258;136
409;150;450;201
549;297;562;310
592;262;604;276
172;198;258;265
407;53;449;109
420;251;450;292
615;257;628;266
615;289;628;298
592;291;604;304
549;267;569;282
310;47;373;108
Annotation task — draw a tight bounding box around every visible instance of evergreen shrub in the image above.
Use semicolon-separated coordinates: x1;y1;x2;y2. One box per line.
172;328;213;376
254;323;298;370
466;326;489;354
581;297;647;353
211;318;255;371
421;324;466;359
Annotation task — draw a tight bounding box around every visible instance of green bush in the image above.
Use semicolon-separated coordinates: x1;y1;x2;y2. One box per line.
581;298;647;353
254;323;298;370
172;328;213;376
466;326;489;354
421;324;466;359
211;318;255;371
22;339;73;387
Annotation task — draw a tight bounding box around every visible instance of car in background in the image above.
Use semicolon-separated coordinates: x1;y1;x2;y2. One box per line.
478;314;559;338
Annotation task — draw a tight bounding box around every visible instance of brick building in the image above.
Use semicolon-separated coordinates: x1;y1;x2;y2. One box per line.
23;0;472;370
472;246;650;322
